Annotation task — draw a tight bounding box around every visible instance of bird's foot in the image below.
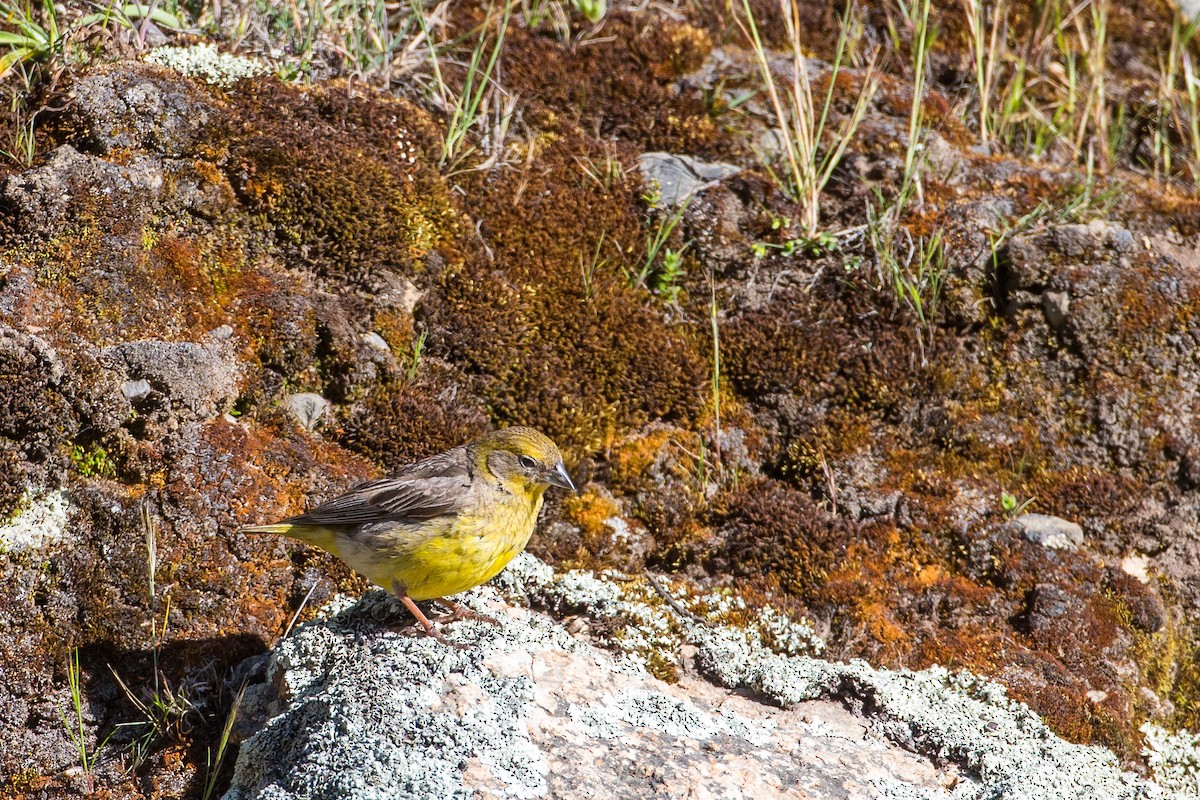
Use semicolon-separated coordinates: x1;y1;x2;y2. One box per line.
435;598;502;627
390;583;470;649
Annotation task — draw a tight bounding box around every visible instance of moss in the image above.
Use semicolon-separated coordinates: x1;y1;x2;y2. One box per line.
69;442;117;480
428;133;708;455
338;367;490;472
225;81;461;284
709;480;850;598
500;14;724;155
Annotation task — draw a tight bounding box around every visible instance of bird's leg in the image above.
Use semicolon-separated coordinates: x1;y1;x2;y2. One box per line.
434;597;501;627
391;581;437;635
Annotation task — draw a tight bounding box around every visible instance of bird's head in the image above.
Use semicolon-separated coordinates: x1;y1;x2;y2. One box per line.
475;426;576;495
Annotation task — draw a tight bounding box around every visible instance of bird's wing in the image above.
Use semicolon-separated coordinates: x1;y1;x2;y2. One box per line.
287;446;473;526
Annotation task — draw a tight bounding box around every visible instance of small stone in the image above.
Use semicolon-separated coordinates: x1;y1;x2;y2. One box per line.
1042;290;1070;332
1120;553;1150;584
362;332;391;353
1015;513;1084;550
1086;690;1108;704
1028;583;1074;633
638;152;740;208
284;392;331;432
121;378;153;401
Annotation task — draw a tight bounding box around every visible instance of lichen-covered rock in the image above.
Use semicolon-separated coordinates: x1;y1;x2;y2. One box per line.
69;62;219;156
2;144;163;235
225;558;1175;800
100;336;242;420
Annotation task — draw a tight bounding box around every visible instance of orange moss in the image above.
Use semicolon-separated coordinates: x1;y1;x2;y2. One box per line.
562;491;621;540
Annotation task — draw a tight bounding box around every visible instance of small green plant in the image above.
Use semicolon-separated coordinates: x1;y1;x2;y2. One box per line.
438;1;513;169
62;648;106;793
1181;42;1200;194
707;269;723;475
142;502;157;603
569;0;604;23
580;231;608;301
959;0;1007;147
634;193;691;292
653;247;686;305
750;231;839;259
405;330;427;381
1074;0;1109;166
109;597;207;771
201;683;246;800
0;0;59;80
1000;490;1035;517
890;0;937;204
69;442;117;479
576;153;623;191
1;99;35;166
700;76;756;121
735;0;878;234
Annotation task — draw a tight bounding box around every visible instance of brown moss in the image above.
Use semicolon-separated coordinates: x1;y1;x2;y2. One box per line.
338;367;490;472
709;480;849;598
225;81;461;284
724;282;922;416
429;134;708;455
500;14;723;155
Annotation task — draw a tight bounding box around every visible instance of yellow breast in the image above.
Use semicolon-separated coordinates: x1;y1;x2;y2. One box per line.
370;492;544;601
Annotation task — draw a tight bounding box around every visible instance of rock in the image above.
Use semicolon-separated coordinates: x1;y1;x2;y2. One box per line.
1015;513;1085;550
100;339;240;419
1027;582;1077;635
0;488;71;552
69;62;217;157
638;152;740;208
283;392;331;432
121;379;153;401
225;555;1168;800
1120;553;1151;583
1043;289;1070;331
2;145;163;235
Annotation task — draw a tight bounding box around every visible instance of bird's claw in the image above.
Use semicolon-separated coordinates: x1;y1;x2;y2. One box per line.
435;598;502;627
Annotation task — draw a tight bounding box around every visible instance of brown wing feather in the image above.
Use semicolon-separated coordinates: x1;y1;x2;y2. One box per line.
285;446;473;526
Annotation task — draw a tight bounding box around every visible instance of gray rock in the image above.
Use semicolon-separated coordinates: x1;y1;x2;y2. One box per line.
121;379;153;401
283;392;330;432
639;152;740;208
225;555;1170;800
1043;289;1070;331
101;339;240;419
1015;513;1085;550
2;145;163;234
1028;582;1076;633
69;62;215;157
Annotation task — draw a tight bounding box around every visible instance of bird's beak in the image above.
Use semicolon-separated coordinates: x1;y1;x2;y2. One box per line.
547;461;577;492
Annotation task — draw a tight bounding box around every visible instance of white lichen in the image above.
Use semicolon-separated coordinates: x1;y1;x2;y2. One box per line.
1143;723;1200;797
145;44;267;86
0;488;70;553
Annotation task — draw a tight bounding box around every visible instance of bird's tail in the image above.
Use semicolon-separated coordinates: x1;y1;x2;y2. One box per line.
239;523;296;535
239;522;340;554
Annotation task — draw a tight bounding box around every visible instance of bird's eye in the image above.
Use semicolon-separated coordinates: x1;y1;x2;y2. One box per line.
518;455;538;470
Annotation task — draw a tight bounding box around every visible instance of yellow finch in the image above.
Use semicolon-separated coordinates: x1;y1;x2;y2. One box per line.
242;426;574;635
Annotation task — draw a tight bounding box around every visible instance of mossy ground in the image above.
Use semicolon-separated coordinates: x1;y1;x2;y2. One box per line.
3;0;1200;795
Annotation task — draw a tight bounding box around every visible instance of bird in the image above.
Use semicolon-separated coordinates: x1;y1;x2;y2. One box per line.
241;426;575;637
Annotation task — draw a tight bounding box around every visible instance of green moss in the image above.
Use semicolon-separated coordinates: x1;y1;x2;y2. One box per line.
69;442;117;480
